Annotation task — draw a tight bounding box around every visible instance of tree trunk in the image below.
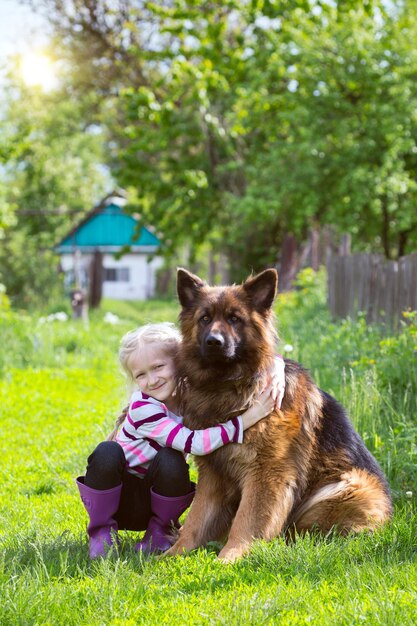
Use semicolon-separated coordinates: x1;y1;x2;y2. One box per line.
381;198;391;259
279;233;299;291
89;250;103;308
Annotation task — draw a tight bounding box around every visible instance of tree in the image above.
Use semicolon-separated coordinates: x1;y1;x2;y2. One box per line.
0;67;109;307
19;0;417;284
234;0;417;260
116;0;417;273
116;1;247;257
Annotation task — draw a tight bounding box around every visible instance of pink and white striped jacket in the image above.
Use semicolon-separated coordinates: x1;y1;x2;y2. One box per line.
116;391;243;477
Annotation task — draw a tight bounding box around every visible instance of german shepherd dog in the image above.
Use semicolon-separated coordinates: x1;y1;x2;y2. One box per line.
165;268;392;563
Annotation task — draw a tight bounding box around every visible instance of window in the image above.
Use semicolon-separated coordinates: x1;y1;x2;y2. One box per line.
103;267;130;282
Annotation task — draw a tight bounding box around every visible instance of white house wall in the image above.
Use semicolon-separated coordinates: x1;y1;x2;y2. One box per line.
60;252;163;300
102;253;163;300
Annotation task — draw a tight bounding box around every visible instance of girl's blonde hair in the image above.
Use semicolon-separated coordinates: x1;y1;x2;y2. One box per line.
107;322;182;441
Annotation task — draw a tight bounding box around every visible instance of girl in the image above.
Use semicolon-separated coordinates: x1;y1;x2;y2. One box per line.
76;323;285;558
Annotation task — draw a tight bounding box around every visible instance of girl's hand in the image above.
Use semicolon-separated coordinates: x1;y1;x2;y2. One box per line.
270;355;286;410
241;383;276;430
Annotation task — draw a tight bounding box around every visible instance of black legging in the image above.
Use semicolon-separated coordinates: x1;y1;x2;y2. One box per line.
84;441;192;531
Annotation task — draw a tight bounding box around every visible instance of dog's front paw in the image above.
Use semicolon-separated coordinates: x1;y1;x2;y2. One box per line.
217;544;248;563
160;543;186;558
160;547;174;558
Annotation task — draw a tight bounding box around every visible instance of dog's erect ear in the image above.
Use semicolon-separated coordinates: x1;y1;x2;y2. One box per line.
243;269;278;313
177;268;206;309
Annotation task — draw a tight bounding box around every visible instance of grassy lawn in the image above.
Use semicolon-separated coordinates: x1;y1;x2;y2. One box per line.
1;276;416;625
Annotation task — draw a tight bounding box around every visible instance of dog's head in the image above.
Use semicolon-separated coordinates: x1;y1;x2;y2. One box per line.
176;268;278;368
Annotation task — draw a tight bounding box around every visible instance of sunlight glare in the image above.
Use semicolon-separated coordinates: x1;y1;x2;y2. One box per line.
20;52;57;90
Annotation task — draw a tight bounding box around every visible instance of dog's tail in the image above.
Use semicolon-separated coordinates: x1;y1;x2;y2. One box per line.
292;481;349;524
291;469;392;533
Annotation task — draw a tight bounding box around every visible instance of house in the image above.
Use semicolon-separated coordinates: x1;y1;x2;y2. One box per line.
55;193;163;301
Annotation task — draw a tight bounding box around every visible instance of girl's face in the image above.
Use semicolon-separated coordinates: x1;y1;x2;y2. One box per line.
128;342;176;406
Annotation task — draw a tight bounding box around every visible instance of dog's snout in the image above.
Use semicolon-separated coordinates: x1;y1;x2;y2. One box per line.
206;332;225;348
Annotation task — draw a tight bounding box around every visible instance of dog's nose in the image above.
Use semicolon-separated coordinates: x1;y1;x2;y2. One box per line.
206;332;225;347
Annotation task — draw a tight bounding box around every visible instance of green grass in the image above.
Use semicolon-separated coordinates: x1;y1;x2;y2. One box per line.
1;277;416;625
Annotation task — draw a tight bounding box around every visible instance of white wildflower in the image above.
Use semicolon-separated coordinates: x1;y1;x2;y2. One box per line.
45;312;68;322
283;344;294;353
54;312;69;322
104;312;120;325
406;491;413;498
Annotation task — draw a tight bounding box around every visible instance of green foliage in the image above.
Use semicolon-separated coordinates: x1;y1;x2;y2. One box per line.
111;0;417;274
4;0;417;292
1;289;416;623
0;233;65;310
276;268;417;493
116;4;242;257
0;284;10;310
0;63;109;307
277;269;416;392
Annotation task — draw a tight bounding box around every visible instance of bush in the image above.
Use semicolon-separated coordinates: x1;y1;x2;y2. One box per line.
0;283;10;310
0;230;64;310
275;267;417;493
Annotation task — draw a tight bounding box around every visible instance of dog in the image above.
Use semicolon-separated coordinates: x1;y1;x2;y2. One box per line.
165;268;392;563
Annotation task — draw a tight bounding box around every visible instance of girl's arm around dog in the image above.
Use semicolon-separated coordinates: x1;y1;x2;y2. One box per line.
118;391;275;457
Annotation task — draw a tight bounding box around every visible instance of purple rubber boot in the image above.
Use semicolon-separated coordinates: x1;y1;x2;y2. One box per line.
136;486;195;554
76;477;122;559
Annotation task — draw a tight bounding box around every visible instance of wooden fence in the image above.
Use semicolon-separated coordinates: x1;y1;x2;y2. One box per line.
327;252;417;323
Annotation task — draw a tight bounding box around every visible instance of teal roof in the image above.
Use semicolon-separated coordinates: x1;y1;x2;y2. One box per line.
56;203;160;250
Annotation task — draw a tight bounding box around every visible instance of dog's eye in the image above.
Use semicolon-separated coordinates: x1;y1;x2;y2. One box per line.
200;315;211;324
229;315;240;324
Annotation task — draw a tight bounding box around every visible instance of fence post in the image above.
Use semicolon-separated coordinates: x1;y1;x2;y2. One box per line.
327;250;417;324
